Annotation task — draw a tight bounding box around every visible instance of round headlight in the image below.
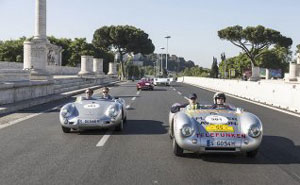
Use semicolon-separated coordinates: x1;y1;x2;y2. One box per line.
248;125;261;138
181;125;194;137
108;106;119;118
61;108;71;118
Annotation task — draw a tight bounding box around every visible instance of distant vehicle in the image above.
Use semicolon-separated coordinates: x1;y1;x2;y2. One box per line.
169;104;263;157
136;79;154;91
59;97;127;133
153;78;171;86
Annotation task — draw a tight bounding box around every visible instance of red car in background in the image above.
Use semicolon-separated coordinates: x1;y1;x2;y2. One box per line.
136;79;154;91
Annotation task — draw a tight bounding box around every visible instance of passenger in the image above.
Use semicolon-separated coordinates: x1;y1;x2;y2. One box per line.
101;87;113;100
186;93;200;110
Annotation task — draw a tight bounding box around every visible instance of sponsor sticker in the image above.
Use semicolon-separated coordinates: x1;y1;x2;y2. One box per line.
83;104;100;109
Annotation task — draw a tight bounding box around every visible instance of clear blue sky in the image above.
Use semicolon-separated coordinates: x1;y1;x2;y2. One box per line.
0;0;299;68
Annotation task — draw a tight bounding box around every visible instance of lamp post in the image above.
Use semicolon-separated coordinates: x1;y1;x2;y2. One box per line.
160;47;165;75
165;36;171;72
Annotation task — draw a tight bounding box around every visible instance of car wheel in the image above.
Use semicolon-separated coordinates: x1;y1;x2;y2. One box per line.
61;126;71;133
173;138;184;156
246;148;259;158
115;120;124;131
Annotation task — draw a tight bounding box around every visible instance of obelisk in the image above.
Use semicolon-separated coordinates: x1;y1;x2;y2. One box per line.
24;0;51;80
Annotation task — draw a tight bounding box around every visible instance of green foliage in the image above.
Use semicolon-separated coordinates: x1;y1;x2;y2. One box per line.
0;37;26;62
296;44;300;54
181;66;210;77
218;25;293;67
219;53;251;78
92;25;155;78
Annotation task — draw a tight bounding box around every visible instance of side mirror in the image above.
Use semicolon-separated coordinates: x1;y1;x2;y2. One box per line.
114;97;119;99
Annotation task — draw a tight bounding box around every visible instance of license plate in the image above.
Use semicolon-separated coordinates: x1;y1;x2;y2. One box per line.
145;83;150;85
78;119;101;124
206;140;235;147
205;124;234;132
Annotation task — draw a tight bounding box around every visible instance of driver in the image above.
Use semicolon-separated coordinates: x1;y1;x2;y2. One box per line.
85;88;95;100
186;93;200;110
101;87;113;100
213;92;227;107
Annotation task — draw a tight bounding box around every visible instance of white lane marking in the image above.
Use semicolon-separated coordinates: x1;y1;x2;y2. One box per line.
0;105;61;130
136;91;140;95
96;130;113;147
186;83;300;118
131;97;136;101
184;96;189;100
173;88;176;91
177;91;182;95
126;105;131;109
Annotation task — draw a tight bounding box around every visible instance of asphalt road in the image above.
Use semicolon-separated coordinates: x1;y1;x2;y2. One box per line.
1;81;300;185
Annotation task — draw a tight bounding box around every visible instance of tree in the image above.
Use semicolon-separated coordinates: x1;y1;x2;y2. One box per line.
92;25;155;79
218;25;293;68
210;57;219;78
296;44;300;55
0;37;26;62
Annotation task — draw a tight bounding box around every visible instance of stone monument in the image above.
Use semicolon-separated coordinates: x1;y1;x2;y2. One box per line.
24;0;51;80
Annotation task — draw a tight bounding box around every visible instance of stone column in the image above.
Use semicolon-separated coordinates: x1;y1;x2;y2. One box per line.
78;56;94;76
93;58;104;76
288;63;297;81
34;0;47;40
107;62;117;75
23;0;51;80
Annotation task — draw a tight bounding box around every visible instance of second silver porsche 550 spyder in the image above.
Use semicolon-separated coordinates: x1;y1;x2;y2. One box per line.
59;97;127;133
169;104;263;157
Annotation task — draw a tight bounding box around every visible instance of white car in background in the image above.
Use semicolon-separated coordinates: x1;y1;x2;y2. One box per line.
153;78;172;86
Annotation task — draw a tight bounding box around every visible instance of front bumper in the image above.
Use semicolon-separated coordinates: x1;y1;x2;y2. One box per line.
60;116;122;129
175;133;262;153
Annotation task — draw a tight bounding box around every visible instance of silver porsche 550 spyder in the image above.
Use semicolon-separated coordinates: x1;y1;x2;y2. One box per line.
59;97;127;133
169;104;263;157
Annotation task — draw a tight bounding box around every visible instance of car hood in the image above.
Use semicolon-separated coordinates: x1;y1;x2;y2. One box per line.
74;100;116;119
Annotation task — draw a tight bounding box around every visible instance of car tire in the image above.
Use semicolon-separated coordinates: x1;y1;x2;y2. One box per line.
173;138;184;157
246;148;259;158
115;120;124;131
137;88;140;91
61;126;71;133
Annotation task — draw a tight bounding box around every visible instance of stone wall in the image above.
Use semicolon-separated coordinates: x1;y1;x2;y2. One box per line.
178;76;300;113
0;61;80;75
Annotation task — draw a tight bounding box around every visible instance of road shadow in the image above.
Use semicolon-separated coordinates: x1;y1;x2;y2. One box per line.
152;88;167;91
76;128;109;135
113;120;168;135
180;135;300;164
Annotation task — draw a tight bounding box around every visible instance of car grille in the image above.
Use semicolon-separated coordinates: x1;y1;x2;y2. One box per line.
205;147;236;152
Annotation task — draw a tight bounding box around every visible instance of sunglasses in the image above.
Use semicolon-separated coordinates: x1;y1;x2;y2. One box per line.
102;91;108;94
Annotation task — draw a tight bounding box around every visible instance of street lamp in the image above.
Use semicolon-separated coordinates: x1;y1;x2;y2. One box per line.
160;47;165;75
165;36;171;72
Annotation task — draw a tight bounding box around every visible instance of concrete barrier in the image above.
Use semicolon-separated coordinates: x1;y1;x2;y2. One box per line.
0;61;80;75
178;76;300;113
